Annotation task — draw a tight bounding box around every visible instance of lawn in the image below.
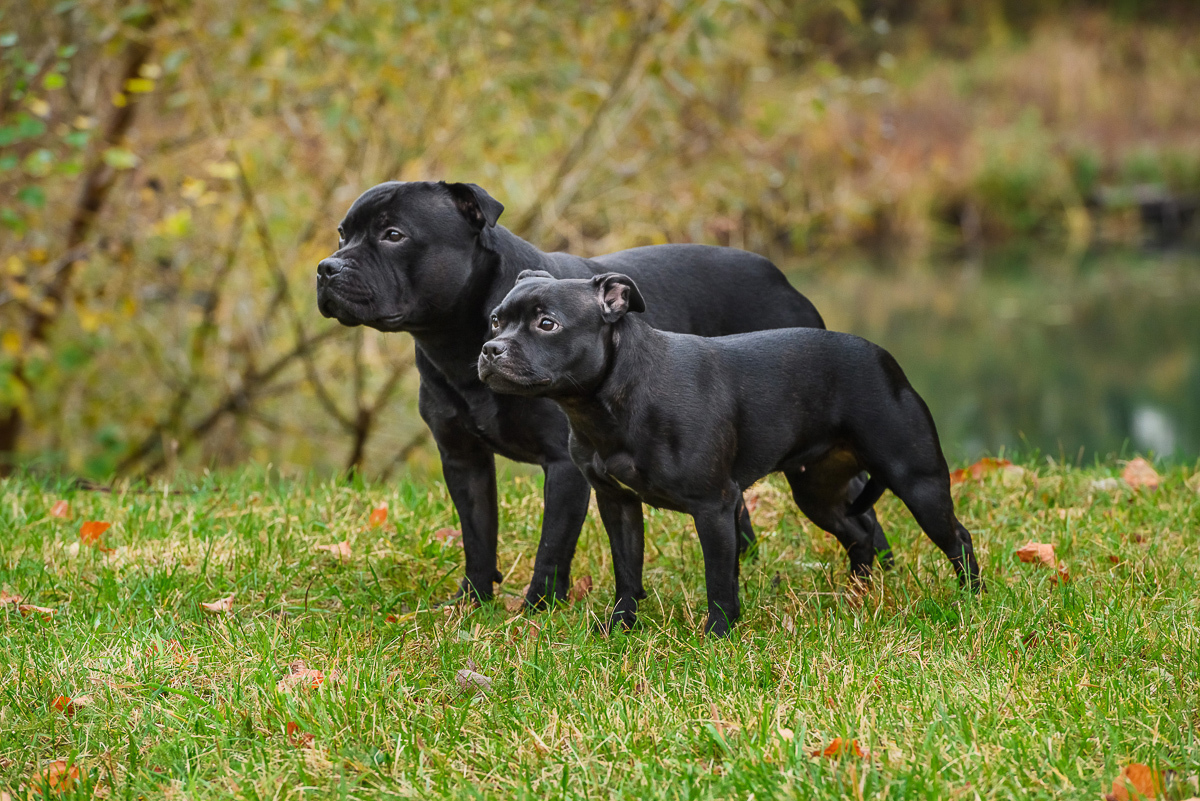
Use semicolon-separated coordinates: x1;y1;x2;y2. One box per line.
1;461;1198;800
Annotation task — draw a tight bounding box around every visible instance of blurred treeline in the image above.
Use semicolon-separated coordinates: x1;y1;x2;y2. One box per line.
2;0;1198;478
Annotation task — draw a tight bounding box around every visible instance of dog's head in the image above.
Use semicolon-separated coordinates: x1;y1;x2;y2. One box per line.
478;271;645;397
316;181;503;332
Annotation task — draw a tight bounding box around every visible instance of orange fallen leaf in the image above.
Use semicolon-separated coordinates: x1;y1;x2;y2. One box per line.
1122;458;1160;491
18;604;56;621
50;695;91;717
200;594;235;614
433;527;462;545
813;737;864;758
314;541;351;559
1016;542;1058;567
0;590;22;605
276;661;339;693
743;489;760;515
1105;763;1165;801
1016;542;1070;585
78;520;112;549
384;613;399;623
50;500;69;518
286;721;314;748
568;575;593;603
950;457;1014;485
30;759;80;794
368;502;388;528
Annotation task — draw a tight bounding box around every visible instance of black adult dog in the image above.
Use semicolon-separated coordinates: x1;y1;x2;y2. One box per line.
478;271;982;636
316;180;892;606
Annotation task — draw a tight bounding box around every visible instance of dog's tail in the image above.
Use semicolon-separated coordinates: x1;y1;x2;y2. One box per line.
846;475;887;517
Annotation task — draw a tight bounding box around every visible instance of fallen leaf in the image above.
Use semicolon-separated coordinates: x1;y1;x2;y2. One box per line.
778;727;795;742
568;575;593;603
1016;542;1058;568
456;668;493;694
200;594;235;614
50;500;69;518
78;520;112;550
0;590;22;605
1106;763;1165;801
744;489;760;515
950;457;1015;485
368;502;388;528
286;721;314;748
1092;477;1122;492
30;759;80;794
384;613;399;623
1016;542;1070;585
277;667;325;693
50;695;91;717
433;527;462;545
1122;458;1160;491
780;614;796;634
18;604;56;621
813;737;864;758
314;541;351;559
503;595;525;613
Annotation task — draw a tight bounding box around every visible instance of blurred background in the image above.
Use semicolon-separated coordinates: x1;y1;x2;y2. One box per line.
2;0;1198;480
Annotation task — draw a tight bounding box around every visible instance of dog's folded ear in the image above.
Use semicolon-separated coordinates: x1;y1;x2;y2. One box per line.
516;269;555;282
592;273;646;323
442;182;504;229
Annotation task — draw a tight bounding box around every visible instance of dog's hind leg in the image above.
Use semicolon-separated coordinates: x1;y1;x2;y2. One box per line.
735;495;757;560
846;472;894;569
785;469;875;579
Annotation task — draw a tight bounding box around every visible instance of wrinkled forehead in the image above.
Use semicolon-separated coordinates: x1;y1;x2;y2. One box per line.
498;278;596;318
340;181;447;230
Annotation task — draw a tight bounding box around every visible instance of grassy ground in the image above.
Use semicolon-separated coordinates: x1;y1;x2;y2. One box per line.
1;462;1199;800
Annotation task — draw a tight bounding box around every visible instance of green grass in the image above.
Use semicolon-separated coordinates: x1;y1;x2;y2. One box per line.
2;463;1199;800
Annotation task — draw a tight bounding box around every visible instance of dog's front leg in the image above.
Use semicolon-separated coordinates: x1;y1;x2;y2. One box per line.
525;460;592;609
437;440;502;604
595;489;645;632
693;495;742;637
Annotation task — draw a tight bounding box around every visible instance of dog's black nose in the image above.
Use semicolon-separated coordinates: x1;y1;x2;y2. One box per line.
482;340;507;359
317;258;345;282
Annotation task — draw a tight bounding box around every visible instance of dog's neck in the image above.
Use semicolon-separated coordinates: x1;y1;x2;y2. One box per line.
409;225;553;379
555;317;663;452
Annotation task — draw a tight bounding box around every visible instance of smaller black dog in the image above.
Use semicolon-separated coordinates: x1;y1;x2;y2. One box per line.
478;271;982;636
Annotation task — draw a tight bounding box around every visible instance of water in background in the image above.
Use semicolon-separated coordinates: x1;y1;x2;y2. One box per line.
790;249;1200;465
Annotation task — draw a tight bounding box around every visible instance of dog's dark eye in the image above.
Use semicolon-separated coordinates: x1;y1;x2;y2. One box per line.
383;229;404;243
490;315;500;330
537;317;558;332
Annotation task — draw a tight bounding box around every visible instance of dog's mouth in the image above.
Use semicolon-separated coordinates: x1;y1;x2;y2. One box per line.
478;360;554;394
318;288;408;332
